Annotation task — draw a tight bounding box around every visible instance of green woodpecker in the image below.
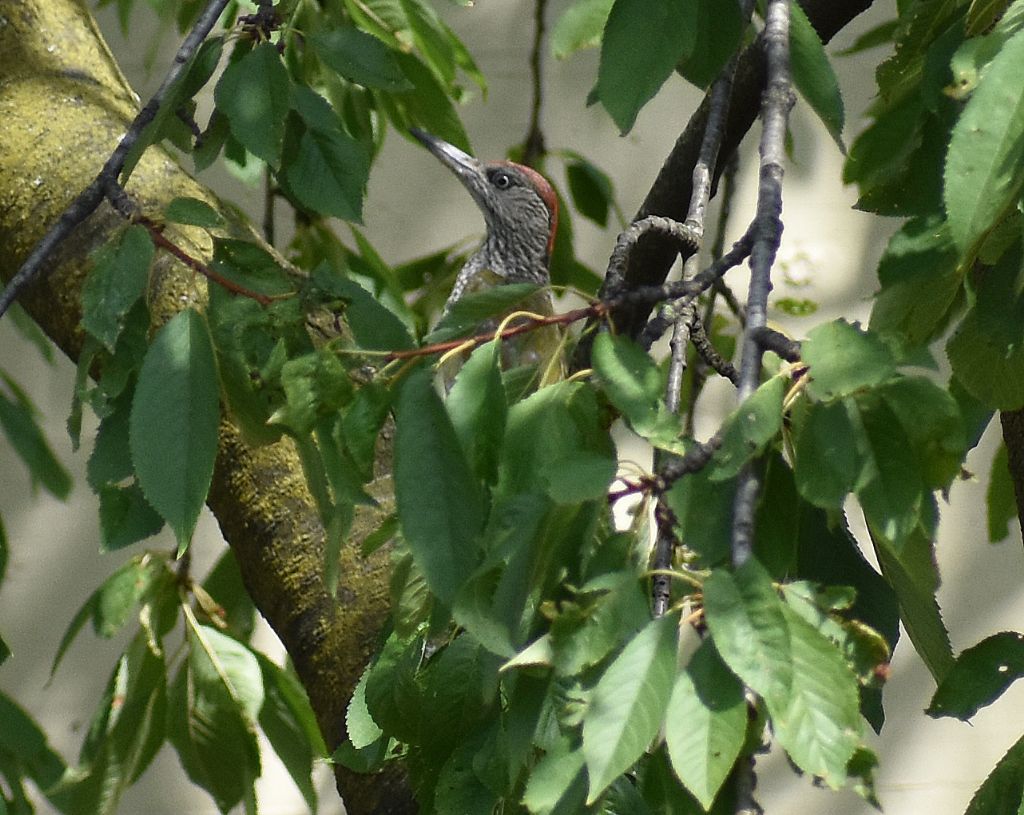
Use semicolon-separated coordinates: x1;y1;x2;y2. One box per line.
411;129;565;389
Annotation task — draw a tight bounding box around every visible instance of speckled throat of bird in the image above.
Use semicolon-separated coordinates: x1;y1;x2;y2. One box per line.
410;128;566;390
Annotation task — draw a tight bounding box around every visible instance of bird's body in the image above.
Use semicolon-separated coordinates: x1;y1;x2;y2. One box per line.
411;129;565;389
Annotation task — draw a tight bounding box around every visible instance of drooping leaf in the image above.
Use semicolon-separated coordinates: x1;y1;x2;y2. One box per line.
802;320;896;401
164;197;223;229
928;631;1024;720
789;3;846;149
771;606;861;789
703;559;791;710
792;399;866;508
68;631;167;814
963;731;1024;815
596;0;697;133
256;654;325;811
675;0;745;89
394;368;484;604
664;639;746;809
0;382;72;500
130;308;220;552
447;340;507;486
551;0;615;59
988;444;1017;542
426;283;544;343
869;215;962;347
81;225;154;352
870;525;954;683
944;26;1024;255
97;483;165;551
168;614;263;813
582;614;678;802
214;42;290;167
311;27;412;90
707;375;786;481
947;242;1024;410
564;153;616;227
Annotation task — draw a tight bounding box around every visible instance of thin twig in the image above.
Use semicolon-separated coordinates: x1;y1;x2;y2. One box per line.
604;216;701;298
522;0;548;167
263;166;276;246
730;0;794;566
0;0;230;319
691;312;739;384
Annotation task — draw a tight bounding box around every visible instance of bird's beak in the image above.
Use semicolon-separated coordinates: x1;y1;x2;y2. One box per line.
410;128;491;210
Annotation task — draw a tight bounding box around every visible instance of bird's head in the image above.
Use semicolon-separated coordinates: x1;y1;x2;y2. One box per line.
411;128;558;281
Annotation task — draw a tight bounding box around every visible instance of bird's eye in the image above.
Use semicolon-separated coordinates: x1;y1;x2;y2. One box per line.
491;171;512;190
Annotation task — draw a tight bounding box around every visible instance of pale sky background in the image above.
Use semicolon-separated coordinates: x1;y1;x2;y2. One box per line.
1;2;1023;813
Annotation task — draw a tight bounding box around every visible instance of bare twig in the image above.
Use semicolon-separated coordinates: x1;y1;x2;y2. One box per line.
0;0;230;319
730;0;794;566
522;0;548;167
691;312;739;384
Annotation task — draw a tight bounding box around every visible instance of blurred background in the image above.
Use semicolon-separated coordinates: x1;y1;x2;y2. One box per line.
1;1;1022;812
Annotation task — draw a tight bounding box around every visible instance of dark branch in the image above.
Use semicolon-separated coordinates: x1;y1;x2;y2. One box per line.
522;0;548;168
608;0;876;340
0;0;230;319
730;0;794;569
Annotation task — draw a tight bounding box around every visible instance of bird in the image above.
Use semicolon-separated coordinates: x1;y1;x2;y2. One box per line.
410;128;565;390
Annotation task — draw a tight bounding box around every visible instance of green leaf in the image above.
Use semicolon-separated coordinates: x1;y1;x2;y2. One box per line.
214;42;290;167
963;731;1024;815
947;242;1024;410
82;225;154;352
664;466;737;566
869;216;962;347
551;0;615;58
87;396;133;490
703;559;791;710
664;639;746;809
988;444;1017;542
792;399;866;508
549;574;651;676
51;556;163;676
592;332;678;446
284;89;370;222
346;667;384;750
675;0;745;89
708;375;786;481
565;156;615;227
870;525;954;682
311;263;415;351
394;368;485;604
0;383;71;500
582;614;678;802
789;3;845;149
389;52;471;152
399;0;457;87
130;308;220;552
771;605;861;788
835;19;898;55
928;631;1024;720
168;614;263;813
0;691;68;796
203;550;257;640
944;26;1024;255
164;196;223;229
364;634;424;742
447;340;507;486
68;631;167;814
311;27;412;90
270;350;353;436
98;483;164;551
257;654;325;811
596;0;697;133
210;238;294;297
523;736;587;814
802;320;896;401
